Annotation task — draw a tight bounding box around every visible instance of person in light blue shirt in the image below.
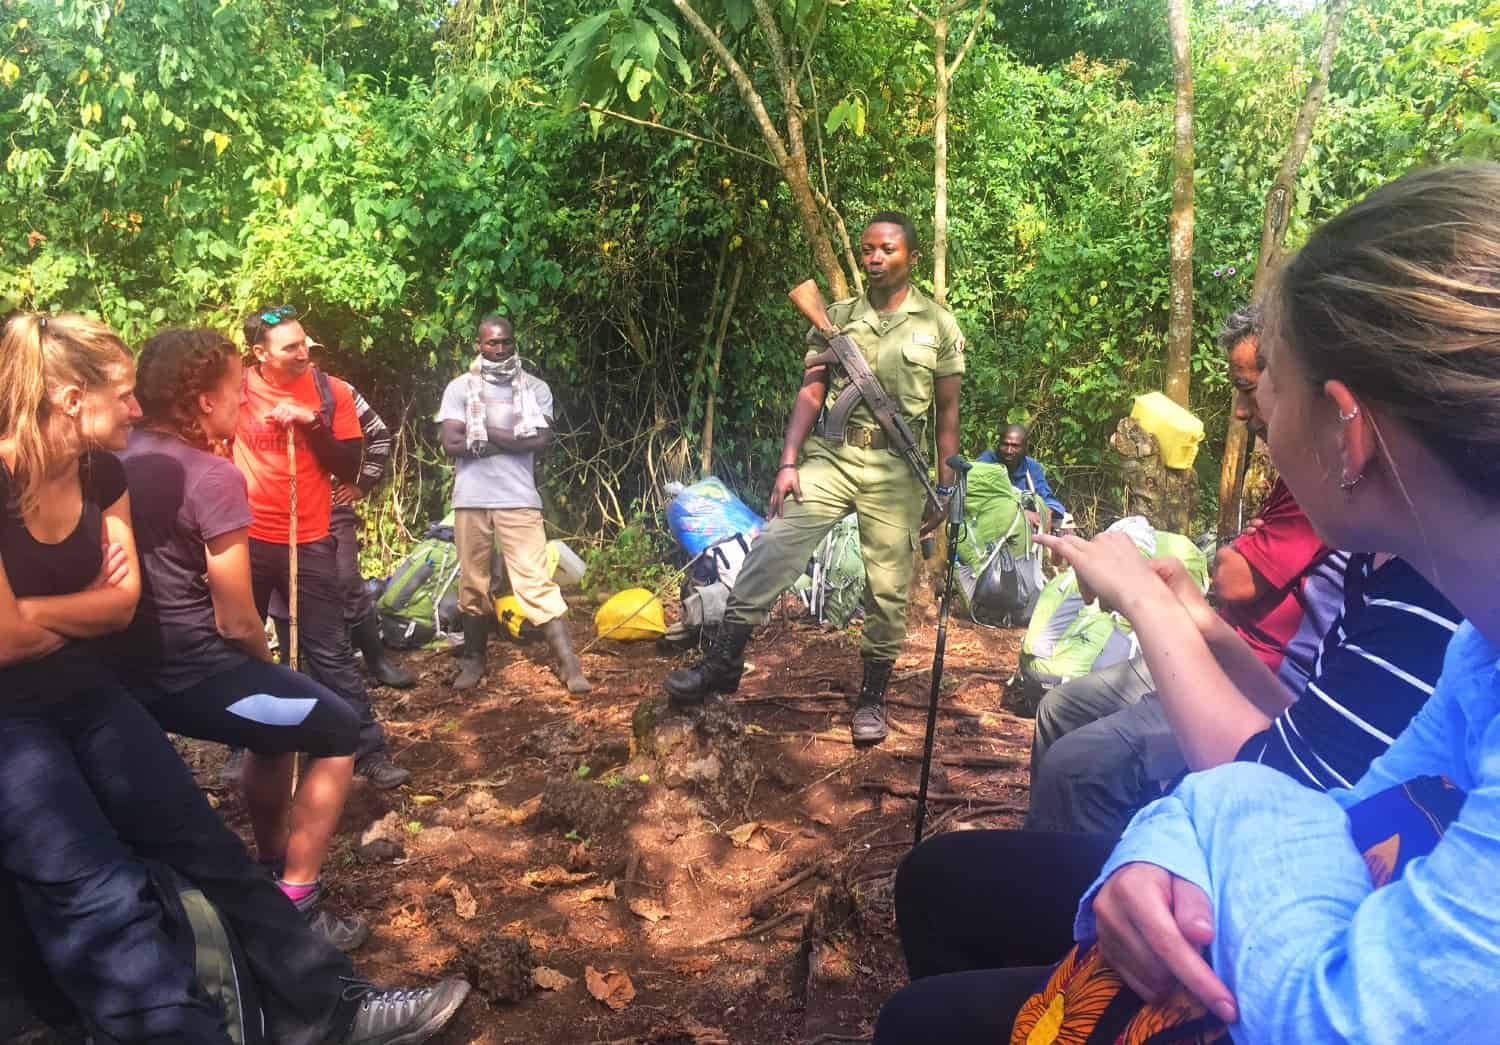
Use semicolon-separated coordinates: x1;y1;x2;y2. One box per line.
1034;163;1500;1043
976;424;1066;531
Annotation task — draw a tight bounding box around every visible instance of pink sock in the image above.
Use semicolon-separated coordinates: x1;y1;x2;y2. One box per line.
277;879;319;903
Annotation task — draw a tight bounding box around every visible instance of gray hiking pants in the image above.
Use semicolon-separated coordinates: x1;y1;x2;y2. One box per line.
1025;656;1187;835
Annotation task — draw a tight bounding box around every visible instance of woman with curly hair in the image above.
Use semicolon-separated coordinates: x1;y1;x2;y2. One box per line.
113;327;368;950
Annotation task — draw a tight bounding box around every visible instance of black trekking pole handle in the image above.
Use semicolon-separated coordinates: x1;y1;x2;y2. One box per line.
914;455;972;847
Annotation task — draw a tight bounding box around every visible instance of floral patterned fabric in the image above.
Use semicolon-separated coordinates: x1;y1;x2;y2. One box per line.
1010;774;1465;1045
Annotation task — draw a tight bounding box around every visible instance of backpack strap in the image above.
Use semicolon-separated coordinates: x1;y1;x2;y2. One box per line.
310;366;336;428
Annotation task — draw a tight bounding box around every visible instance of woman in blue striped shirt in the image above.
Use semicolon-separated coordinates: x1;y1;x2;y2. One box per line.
1035;162;1500;1042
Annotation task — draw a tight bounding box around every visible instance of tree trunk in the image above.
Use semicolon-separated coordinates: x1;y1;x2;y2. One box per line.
1215;0;1347;540
671;0;849;297
700;259;744;477
917;0;986;306
932;12;951;305
1164;0;1194;409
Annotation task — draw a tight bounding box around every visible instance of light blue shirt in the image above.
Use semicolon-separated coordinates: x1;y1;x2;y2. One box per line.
1075;622;1500;1044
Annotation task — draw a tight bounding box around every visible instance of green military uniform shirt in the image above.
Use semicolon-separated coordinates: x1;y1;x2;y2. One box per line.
724;284;966;663
804;283;966;435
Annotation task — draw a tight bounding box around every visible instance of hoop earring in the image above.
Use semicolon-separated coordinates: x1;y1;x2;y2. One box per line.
1339;471;1364;490
1338;406;1360;423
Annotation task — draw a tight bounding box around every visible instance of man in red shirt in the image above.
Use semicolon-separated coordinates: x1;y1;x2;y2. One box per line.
234;305;409;789
1026;304;1338;832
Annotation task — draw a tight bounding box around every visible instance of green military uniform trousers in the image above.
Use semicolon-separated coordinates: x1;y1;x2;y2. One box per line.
724;434;925;662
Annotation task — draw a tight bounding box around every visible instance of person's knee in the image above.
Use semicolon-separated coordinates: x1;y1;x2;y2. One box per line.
316;696;361;758
1033;682;1083;746
872;981;927;1045
894;831;976;921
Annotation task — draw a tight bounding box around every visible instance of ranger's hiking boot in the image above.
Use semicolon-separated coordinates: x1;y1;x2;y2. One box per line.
356;752;411;790
541;617;592;695
290;882;371;953
353;613;415;689
452;613;488;691
340;978;471;1045
850;658;895;745
663;621;754;706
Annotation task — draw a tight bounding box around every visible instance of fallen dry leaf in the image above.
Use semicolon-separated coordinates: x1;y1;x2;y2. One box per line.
584;965;635;1011
532;966;573;991
500;794;543;824
410;794;440;805
451;883;479;920
725;821;761;848
627;897;669;923
522;865;596;889
576;880;617;903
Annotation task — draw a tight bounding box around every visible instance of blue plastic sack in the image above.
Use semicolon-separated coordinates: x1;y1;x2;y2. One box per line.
667;477;764;558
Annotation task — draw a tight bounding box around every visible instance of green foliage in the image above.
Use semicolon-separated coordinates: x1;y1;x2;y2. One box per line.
3;0;1495;549
581;513;678;596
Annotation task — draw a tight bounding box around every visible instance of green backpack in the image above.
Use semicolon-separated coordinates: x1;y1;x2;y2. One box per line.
377;535;461;649
793;513;866;629
954;462;1044;625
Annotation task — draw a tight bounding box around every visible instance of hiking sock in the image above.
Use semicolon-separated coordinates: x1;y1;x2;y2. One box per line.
278;878;321;911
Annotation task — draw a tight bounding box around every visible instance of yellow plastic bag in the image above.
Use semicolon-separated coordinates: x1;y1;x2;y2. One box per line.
1130;392;1204;469
594;588;666;641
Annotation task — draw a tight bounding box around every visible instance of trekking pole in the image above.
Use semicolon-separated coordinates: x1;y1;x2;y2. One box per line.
286;429;299;673
913;455;971;847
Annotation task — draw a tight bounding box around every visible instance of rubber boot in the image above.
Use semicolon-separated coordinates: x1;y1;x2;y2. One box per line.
541;617;592;695
352;613;415;689
453;614;488;690
850;657;894;745
663;621;753;706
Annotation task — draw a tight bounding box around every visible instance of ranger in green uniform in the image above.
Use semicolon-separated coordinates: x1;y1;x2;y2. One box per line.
665;211;965;743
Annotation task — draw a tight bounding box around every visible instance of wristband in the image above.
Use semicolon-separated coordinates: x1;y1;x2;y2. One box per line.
935;484;955;498
777;463;798;473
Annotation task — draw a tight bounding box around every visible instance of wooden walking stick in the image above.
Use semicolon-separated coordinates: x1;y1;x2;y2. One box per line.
286;428;299;672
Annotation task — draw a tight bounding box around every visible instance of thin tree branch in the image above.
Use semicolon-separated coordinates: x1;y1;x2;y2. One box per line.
671;0;795;169
948;0;988;80
907;2;937;28
573;102;778;167
815;188;862;296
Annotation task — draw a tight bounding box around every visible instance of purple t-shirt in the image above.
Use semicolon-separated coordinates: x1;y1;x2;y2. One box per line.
114;429;255;692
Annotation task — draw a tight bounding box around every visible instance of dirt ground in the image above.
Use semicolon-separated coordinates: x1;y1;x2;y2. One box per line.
16;600;1037;1045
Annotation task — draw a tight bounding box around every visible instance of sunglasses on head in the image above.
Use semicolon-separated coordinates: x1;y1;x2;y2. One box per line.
258;305;298;326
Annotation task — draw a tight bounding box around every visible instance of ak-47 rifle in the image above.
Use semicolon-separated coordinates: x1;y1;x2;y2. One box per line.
788;279;942;510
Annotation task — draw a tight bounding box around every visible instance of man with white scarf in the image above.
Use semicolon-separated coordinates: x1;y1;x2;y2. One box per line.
437;314;591;693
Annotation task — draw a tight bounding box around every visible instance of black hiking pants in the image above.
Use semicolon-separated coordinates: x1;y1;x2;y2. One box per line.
250;535;385;763
0;684;355;1044
873;828;1118;1044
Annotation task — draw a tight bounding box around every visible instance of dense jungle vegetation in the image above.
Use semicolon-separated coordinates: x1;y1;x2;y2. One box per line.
3;0;1497;571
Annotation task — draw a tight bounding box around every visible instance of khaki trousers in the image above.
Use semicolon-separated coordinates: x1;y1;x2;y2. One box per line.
726;435;924;661
454;507;569;625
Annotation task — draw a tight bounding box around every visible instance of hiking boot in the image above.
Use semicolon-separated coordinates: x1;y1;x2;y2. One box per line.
663;621;753;706
452;613;488;691
291;884;371;952
353;613;415;689
541;616;592;695
850;658;894;745
339;978;471;1045
307;907;372;952
356;753;411;790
